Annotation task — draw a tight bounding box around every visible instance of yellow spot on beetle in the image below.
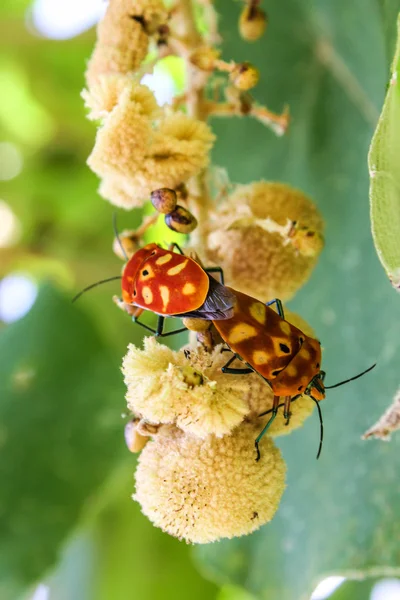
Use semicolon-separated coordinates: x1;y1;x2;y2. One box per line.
167;260;188;276
159;285;170;310
156;254;173;266
182;282;196;295
301;349;311;361
252;350;269;365
249;302;266;324
286;364;297;377
139;265;155;280
229;323;258;344
279;321;291;335
142;286;153;305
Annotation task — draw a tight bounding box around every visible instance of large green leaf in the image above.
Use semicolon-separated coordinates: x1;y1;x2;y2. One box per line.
0;284;126;599
369;15;400;288
41;462;219;600
196;0;400;598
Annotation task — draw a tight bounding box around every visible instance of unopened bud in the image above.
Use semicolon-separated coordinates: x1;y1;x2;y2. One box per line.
239;6;267;41
113;230;140;260
165;205;197;234
230;62;259;91
190;46;220;71
151;188;178;214
124;419;149;453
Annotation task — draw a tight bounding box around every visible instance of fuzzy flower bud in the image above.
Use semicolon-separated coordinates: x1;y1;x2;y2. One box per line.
229;62;259;91
85;0;168;89
205;181;324;301
82;74;160;122
134;424;286;543
88;86;215;208
122;338;249;438
239;5;268;42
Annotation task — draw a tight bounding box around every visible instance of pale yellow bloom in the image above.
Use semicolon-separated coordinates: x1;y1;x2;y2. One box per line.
134;423;286;543
205;181;324;301
122;338;249;438
85;0;168;88
89;100;215;208
82;74;160;121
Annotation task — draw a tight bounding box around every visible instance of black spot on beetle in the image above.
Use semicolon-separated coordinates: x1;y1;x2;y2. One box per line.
316;363;320;369
279;343;290;354
142;270;149;276
272;369;283;377
298;385;303;391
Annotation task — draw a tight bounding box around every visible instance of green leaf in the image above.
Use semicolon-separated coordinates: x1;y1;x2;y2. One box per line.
195;0;400;598
0;284;126;599
369;14;400;289
41;463;219;600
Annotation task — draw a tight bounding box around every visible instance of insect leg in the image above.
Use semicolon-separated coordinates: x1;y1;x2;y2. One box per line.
222;354;254;374
283;395;292;425
155;316;188;337
255;395;280;461
132;313;187;337
168;242;185;255
205;266;225;285
265;298;285;318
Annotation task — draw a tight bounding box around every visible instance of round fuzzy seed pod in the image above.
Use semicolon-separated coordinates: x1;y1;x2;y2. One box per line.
205;181;324;301
134;423;286;543
165;205;198;234
151;188;178;214
239;6;267;42
229;62;259;91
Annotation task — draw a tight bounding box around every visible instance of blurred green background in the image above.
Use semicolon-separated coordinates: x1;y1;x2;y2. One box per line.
1;1;400;599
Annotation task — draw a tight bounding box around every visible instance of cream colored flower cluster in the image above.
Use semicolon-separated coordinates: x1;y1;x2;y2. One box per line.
83;1;215;208
82;0;326;545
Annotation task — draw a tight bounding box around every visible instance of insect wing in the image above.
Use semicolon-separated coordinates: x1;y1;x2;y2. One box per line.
181;276;236;320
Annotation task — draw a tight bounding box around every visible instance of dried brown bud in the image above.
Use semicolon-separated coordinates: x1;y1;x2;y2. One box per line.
150;188;178;214
229;62;259;91
239;5;267;42
165;205;198;233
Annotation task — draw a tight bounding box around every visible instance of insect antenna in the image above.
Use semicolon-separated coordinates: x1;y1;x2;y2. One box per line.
113;211;129;261
310;397;324;459
325;363;376;389
72;276;122;303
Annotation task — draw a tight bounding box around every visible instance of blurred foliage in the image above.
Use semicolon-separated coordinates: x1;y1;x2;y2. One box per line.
1;1;400;600
369;15;400;288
